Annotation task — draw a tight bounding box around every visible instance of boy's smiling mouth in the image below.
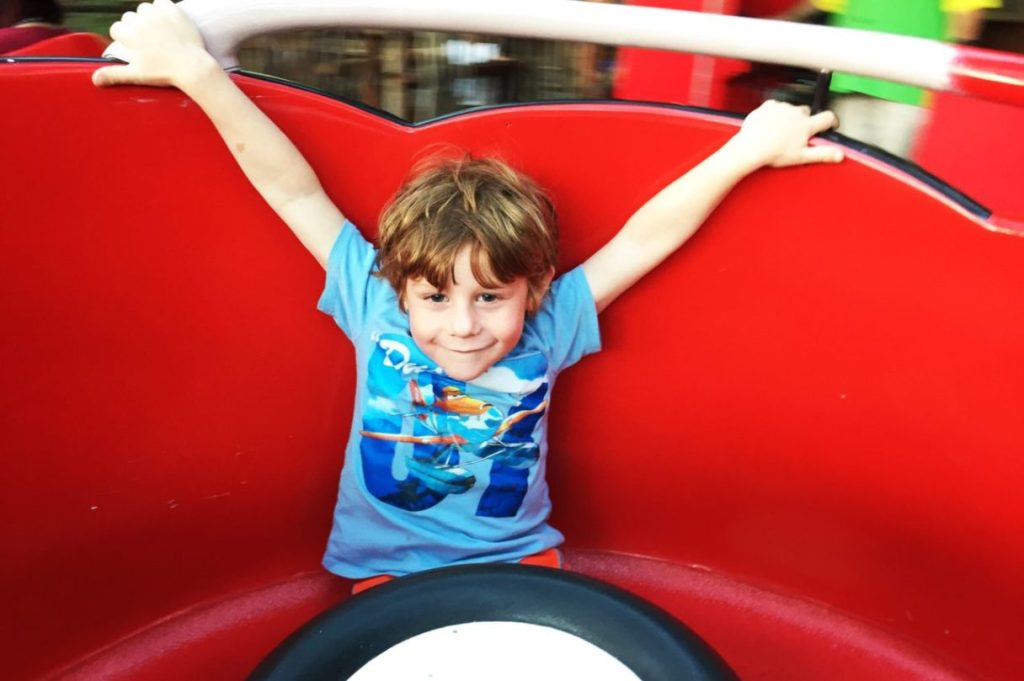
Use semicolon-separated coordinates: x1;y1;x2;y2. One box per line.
444;344;493;354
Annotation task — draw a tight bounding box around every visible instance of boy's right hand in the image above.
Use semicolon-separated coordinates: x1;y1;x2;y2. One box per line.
91;0;342;269
92;0;214;90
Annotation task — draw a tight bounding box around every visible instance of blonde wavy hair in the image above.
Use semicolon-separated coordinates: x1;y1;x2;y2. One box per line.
376;155;558;312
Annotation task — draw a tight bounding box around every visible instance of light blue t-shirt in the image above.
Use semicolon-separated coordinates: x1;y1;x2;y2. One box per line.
317;223;601;578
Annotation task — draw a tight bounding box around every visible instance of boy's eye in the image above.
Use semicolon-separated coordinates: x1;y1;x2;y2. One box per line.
427;293;448;303
478;293;499;303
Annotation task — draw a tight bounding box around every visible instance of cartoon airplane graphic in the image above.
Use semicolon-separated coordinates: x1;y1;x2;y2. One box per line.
408;381;494;417
361;381;547;494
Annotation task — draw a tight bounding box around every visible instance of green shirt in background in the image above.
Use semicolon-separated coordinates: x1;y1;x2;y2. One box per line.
829;0;946;105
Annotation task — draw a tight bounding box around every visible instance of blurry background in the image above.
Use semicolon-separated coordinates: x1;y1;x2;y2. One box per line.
61;1;1022;124
41;0;1024;213
63;0;618;121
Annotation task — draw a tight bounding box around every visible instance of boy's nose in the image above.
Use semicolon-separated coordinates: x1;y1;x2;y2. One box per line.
449;302;480;337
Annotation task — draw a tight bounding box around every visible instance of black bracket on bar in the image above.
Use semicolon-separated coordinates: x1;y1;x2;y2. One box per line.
811;69;833;114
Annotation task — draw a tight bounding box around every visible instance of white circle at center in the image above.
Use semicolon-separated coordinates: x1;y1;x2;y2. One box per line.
348;620;642;681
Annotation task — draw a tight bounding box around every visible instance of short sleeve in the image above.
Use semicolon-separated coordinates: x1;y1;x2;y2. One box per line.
317;221;382;339
532;265;601;373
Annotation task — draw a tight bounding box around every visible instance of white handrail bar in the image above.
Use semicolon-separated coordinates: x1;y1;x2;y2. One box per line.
103;0;1024;106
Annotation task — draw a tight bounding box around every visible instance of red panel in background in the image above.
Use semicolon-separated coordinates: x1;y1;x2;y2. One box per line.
612;0;749;109
2;62;1024;681
7;32;109;58
914;92;1024;221
739;0;801;16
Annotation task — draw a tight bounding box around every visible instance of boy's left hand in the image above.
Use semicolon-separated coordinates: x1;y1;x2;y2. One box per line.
727;100;843;170
583;98;843;313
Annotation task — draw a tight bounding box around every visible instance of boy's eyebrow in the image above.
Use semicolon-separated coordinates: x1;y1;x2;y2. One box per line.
407;278;448;290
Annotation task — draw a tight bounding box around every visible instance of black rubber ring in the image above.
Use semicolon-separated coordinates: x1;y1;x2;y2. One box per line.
249;564;739;681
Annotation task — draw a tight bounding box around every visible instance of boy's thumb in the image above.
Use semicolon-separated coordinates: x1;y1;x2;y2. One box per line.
92;65;137;87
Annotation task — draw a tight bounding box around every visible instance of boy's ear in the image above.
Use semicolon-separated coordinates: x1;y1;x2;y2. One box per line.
528;267;556;313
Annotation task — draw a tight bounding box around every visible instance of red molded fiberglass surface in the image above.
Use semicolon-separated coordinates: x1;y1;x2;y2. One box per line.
2;62;1023;681
915;92;1024;219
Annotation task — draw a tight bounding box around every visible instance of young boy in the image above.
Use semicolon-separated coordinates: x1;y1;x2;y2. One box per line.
93;0;842;586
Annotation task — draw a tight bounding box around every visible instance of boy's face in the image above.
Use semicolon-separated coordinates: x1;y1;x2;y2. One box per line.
405;246;530;382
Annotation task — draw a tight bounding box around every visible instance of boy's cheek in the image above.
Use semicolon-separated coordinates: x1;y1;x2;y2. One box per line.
496;314;527;345
406;309;435;342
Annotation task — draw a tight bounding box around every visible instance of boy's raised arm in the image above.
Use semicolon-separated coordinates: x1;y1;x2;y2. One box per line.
92;0;343;268
582;101;842;313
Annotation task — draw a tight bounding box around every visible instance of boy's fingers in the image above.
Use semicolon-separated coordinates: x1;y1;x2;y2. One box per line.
92;64;142;87
109;19;128;42
797;145;844;165
809;110;839;133
91;65;119;87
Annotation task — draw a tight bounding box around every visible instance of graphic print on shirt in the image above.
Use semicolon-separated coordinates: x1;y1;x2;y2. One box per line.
360;333;549;517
